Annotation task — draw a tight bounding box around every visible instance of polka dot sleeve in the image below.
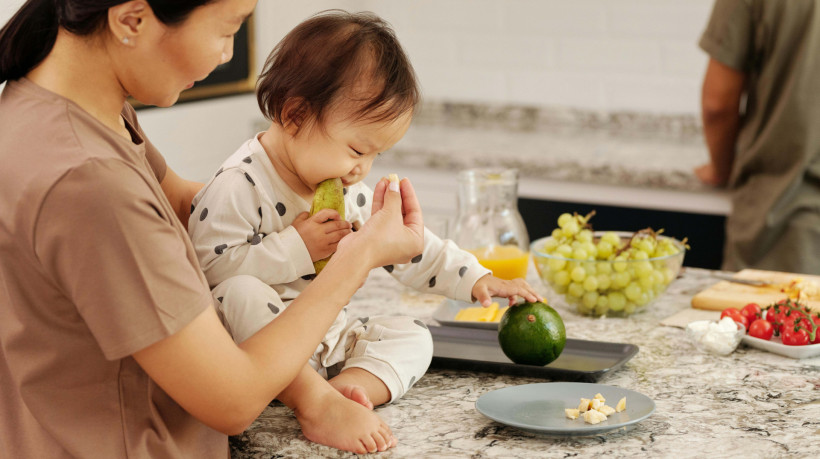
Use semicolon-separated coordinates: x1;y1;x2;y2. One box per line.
188;169;313;288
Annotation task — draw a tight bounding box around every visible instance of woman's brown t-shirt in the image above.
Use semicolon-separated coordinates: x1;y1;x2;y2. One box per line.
0;78;226;458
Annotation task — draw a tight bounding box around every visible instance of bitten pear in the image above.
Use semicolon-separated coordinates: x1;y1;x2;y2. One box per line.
309;178;345;274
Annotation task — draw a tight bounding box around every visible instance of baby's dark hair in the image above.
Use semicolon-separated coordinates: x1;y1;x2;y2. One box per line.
256;10;420;133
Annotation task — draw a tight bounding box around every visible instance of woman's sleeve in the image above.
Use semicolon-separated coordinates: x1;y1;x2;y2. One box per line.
33;159;214;360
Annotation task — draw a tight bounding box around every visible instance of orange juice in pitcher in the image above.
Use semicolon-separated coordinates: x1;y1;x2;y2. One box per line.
467;245;530;280
452;169;530;280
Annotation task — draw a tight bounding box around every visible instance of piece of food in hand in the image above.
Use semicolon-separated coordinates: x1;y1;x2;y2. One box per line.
454;302;508;322
310;177;345;274
583;409;608;425
497;301;566;366
564;408;580;420
388;173;400;185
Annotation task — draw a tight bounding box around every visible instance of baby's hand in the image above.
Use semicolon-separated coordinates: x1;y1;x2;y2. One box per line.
471;274;542;307
292;209;353;262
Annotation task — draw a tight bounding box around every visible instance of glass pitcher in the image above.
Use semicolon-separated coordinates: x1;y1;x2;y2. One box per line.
451;168;530;280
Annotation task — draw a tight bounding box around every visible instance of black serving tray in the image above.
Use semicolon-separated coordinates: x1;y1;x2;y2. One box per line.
429;325;638;382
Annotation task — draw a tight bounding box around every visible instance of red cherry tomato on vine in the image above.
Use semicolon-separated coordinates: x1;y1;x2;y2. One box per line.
782;326;810;346
811;315;820;344
765;306;778;324
748;319;773;341
740;303;762;324
721;308;749;330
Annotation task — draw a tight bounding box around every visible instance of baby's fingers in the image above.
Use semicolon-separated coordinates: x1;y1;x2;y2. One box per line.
473;283;493;307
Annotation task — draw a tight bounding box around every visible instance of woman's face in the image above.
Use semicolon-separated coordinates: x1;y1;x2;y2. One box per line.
121;0;257;107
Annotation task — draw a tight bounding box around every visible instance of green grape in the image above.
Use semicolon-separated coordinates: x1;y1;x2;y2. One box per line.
577;229;593;243
553;270;571;286
635;238;654;254
557;213;573;228
611;271;630;289
551;228;563;240
580;242;597;258
583;275;598;291
624;302;637;314
567;282;585;298
635;261;653;278
601;231;621;246
596;240;614;259
613;255;628;272
635;291;650;306
651;270;665;285
596;273;611;290
582;291;599;309
570;265;586;282
595;294;609;310
608;292;626;311
596;261;612;274
572;247;589;260
624;282;642;301
639;275;654;290
632;250;649;260
556;244;572;257
543;237;559;252
561;220;580;237
548;258;567;271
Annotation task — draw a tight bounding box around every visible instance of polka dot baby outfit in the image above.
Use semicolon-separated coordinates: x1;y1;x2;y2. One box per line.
188;134;491;402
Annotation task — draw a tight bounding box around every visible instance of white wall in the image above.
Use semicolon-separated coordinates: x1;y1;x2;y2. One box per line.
2;0;716;181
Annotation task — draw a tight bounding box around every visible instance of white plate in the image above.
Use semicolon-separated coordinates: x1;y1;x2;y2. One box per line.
741;334;820;359
475;382;655;436
432;298;507;330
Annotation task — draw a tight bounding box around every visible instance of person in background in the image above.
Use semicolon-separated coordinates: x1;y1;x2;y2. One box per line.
188;10;542;453
696;0;820;275
0;0;426;457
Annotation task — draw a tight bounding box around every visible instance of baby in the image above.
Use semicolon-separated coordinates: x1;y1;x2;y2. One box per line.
188;10;540;454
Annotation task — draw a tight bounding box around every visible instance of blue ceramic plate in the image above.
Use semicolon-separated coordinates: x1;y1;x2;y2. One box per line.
476;382;655;436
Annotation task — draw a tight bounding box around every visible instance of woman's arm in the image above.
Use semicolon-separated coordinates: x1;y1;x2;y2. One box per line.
132;177;424;435
160;166;204;231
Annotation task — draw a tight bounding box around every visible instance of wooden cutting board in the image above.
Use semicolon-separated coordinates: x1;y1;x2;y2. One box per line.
691;269;820;313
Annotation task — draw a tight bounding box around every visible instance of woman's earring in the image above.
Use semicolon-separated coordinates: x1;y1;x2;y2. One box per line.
122;37;130;45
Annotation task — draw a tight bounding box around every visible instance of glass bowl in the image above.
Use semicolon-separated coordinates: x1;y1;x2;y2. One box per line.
530;231;686;317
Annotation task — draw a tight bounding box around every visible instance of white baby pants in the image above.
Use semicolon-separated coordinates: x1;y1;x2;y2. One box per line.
211;275;433;403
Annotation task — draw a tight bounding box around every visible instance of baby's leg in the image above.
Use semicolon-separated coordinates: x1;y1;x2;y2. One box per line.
213;277;395;453
211;275;285;344
329;315;433;406
278;365;397;454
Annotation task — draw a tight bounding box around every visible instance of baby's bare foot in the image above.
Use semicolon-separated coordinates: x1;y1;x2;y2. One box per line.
294;390;396;454
330;381;374;410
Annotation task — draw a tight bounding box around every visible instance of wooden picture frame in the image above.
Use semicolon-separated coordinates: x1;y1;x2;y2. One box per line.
132;14;256;108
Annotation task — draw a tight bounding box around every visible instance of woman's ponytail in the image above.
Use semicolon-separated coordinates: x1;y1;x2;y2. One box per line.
0;0;59;84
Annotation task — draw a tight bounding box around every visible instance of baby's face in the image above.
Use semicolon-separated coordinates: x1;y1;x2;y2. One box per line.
285;103;412;190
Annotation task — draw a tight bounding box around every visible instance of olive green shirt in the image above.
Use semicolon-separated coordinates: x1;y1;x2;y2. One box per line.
700;0;820;274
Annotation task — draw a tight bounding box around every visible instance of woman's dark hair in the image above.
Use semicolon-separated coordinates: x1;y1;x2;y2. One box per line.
0;0;215;83
257;10;420;133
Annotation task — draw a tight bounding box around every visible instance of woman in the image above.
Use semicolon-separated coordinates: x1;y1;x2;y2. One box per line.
0;1;424;457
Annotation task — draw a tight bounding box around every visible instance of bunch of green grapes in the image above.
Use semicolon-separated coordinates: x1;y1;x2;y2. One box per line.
534;212;686;316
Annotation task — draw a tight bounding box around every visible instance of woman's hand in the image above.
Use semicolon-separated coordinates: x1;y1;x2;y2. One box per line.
338;177;424;269
471;274;542;307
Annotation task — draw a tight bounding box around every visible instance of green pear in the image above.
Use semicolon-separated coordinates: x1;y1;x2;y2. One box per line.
309;178;345;274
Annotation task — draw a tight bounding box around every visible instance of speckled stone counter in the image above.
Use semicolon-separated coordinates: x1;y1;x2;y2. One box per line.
382;103;714;193
231;266;820;458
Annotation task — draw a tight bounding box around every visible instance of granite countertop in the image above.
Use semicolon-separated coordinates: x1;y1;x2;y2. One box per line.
231;266;820;458
378;103;717;193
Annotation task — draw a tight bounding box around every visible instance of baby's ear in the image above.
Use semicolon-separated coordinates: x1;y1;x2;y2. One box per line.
281;97;310;132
